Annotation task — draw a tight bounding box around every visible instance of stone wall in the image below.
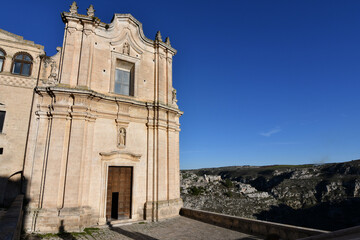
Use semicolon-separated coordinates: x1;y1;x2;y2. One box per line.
180;208;329;240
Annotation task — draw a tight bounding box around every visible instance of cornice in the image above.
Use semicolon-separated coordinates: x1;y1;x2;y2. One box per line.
99;150;142;162
0;29;45;50
35;86;183;115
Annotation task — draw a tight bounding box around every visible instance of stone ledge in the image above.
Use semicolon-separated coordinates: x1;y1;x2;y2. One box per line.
299;224;360;240
180;207;329;240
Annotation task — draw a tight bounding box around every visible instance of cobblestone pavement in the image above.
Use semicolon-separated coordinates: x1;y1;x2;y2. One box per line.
24;216;262;240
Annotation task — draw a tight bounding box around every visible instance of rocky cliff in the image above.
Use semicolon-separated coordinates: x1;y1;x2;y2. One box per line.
180;159;360;231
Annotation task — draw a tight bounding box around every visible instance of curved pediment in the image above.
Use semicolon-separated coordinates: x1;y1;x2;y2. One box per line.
95;14;153;51
99;150;142;162
111;14;153;46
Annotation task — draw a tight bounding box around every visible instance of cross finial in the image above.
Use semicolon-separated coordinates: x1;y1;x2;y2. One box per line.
87;4;95;17
70;1;78;14
155;31;162;42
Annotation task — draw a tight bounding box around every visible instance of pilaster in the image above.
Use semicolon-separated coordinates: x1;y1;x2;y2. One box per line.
59;17;83;86
77;21;95;87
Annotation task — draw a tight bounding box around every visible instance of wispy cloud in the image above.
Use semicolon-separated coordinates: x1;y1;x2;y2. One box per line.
259;127;282;137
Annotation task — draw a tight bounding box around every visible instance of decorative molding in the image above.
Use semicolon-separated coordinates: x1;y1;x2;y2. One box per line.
99;150;141;162
67;28;76;35
35;87;183;116
117;103;129;113
0;75;36;88
110;32;144;56
83;29;93;36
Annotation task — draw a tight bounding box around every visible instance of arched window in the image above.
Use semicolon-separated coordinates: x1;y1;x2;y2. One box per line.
12;52;32;76
0;49;5;72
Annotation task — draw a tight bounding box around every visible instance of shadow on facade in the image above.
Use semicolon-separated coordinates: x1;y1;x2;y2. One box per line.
255;197;360;231
57;220;76;240
0;172;26;208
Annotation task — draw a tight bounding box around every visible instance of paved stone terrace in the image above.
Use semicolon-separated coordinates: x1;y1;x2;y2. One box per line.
23;216;262;240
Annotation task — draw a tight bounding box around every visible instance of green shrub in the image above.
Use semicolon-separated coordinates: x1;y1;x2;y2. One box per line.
224;191;233;198
188;186;204;196
223;179;234;188
182;173;189;179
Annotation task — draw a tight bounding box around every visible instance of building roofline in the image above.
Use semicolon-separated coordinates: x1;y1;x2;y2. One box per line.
0;29;44;50
61;11;177;54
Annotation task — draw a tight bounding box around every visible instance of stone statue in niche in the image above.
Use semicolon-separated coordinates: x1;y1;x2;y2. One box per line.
118;127;126;148
123;42;130;55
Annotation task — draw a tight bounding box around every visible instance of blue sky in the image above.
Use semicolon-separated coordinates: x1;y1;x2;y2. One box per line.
1;0;360;169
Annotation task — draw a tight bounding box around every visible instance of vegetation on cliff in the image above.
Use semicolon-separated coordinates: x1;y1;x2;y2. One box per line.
181;159;360;231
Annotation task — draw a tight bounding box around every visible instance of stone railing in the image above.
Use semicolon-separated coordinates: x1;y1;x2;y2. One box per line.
180;208;329;240
0;195;24;240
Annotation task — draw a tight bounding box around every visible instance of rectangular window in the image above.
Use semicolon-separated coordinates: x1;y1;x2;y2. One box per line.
0;148;3;155
115;69;130;95
0;111;5;133
114;60;134;96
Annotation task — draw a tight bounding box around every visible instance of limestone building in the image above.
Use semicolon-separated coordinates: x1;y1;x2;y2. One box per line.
0;2;182;232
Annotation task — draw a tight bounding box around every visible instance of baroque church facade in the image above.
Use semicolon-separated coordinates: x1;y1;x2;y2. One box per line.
0;2;182;232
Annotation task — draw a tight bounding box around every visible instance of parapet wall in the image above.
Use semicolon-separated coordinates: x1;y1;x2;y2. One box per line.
180;208;329;240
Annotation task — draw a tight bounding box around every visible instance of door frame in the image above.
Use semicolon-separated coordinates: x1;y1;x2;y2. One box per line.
98;151;141;224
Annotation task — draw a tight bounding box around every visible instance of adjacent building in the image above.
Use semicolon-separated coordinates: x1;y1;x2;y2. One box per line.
0;2;182;232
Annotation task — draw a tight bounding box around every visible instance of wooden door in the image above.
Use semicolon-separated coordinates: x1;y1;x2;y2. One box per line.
106;166;132;220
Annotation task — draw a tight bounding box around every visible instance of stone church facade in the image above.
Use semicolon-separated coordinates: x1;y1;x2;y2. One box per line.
0;2;182;232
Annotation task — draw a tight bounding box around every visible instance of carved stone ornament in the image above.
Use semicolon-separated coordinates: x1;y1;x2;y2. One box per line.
87;4;95;17
172;88;178;104
165;37;171;46
117;127;126;148
43;61;59;86
123;42;130;55
67;28;76;35
70;2;78;14
83;29;92;36
155;31;162;42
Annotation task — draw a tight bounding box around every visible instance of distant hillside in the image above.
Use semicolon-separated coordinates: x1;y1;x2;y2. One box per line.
181;159;360;231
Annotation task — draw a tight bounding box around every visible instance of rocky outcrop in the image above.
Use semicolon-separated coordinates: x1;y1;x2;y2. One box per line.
181;159;360;231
